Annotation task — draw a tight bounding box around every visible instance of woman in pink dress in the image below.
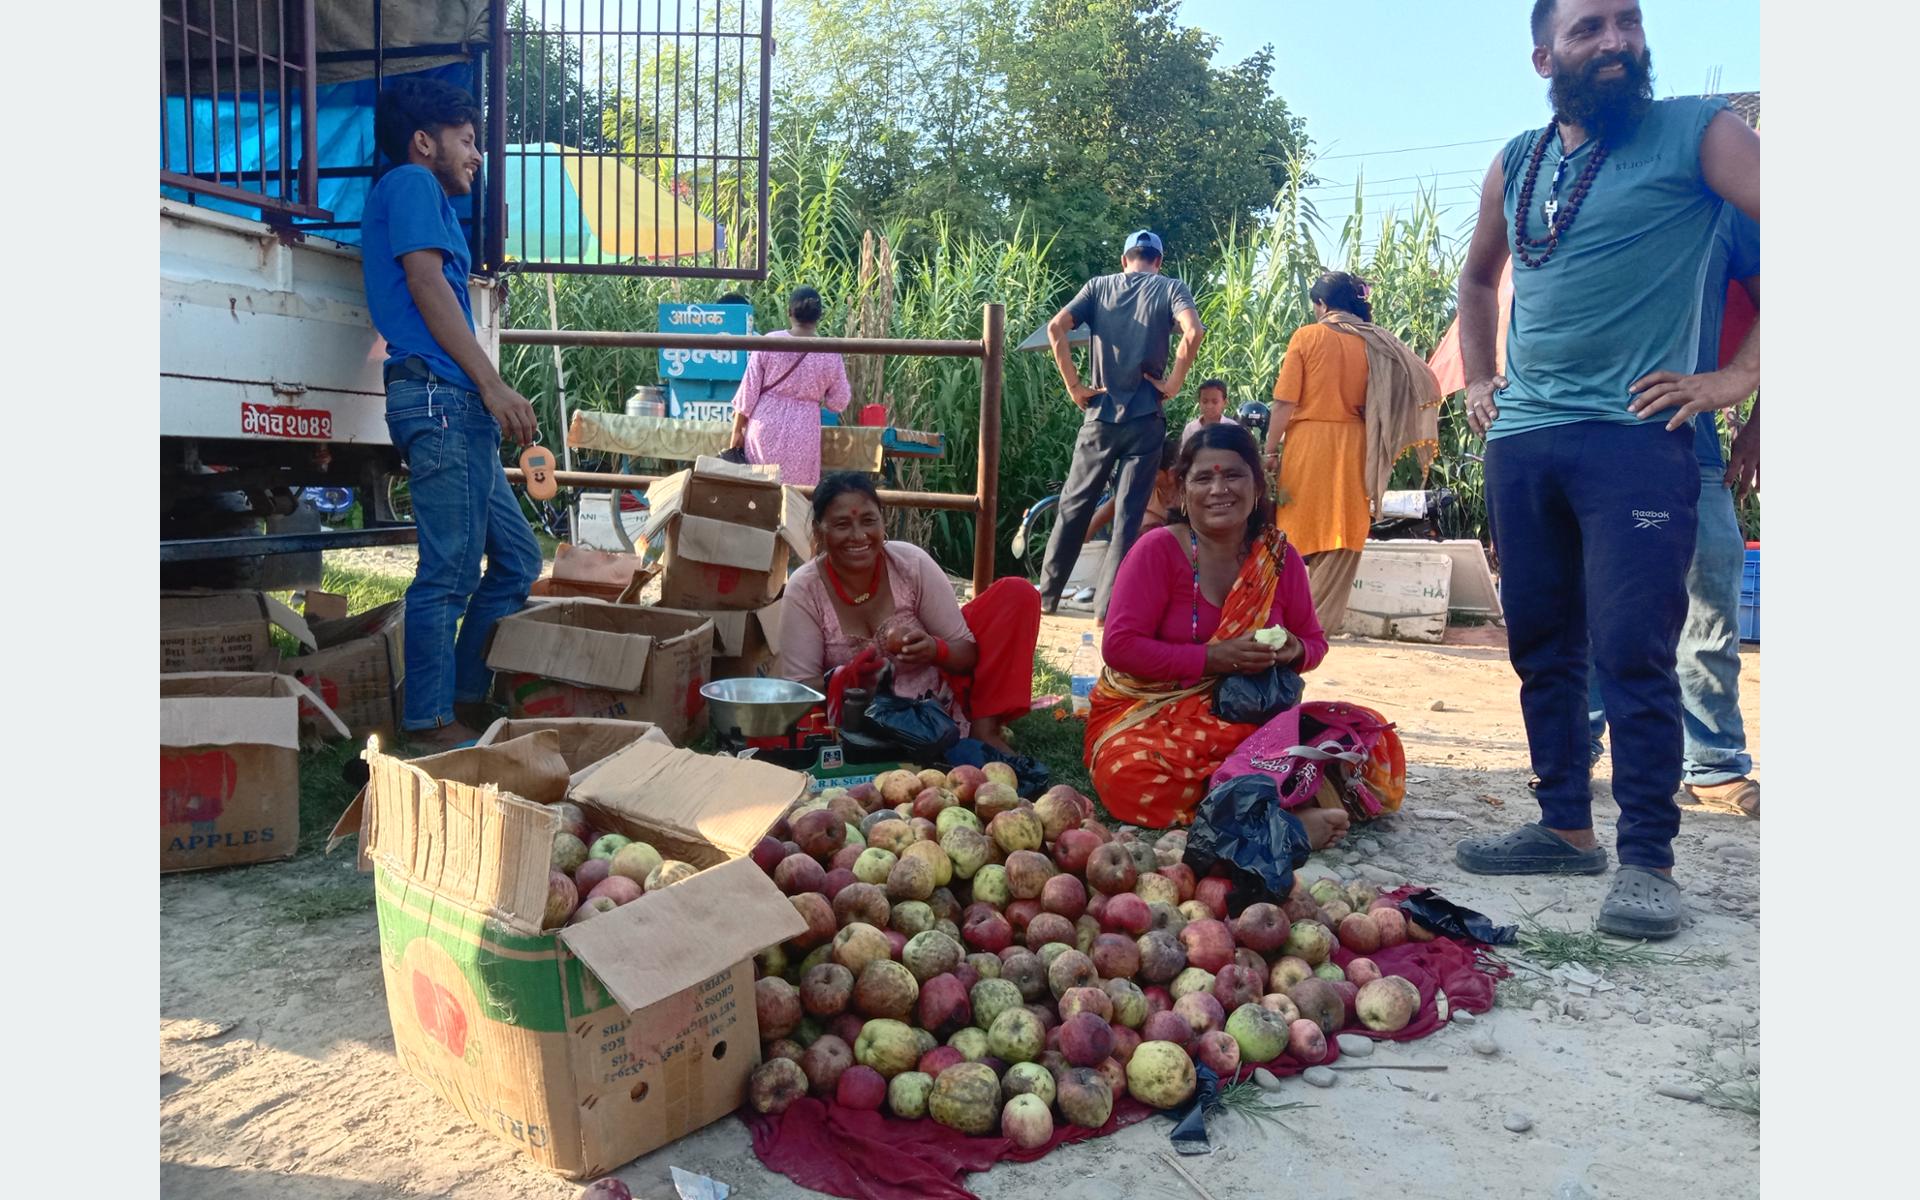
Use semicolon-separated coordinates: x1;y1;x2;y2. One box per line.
726;286;852;486
780;474;1042;753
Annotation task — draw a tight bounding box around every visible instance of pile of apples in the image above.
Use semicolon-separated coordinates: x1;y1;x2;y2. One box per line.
543;808;699;929
738;763;1438;1145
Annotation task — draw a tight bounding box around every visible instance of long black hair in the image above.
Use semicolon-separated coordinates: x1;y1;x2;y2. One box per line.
1175;423;1275;550
1310;270;1372;322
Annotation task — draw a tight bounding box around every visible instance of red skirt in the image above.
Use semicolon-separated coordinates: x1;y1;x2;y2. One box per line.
945;577;1042;723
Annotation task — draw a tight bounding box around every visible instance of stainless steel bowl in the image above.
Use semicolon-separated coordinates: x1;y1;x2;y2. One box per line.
701;677;825;737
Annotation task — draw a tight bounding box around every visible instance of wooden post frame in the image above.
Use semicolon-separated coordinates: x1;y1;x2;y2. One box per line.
498;316;1008;597
973;303;1005;598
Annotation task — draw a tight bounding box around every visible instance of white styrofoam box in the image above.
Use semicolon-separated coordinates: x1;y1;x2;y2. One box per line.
1341;551;1453;643
1066;541;1109;591
1360;539;1501;619
574;491;650;552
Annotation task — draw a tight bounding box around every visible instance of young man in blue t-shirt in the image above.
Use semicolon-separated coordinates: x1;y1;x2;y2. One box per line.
363;78;541;750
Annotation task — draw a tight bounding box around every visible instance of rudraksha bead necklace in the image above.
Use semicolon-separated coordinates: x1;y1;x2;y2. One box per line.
1513;121;1611;268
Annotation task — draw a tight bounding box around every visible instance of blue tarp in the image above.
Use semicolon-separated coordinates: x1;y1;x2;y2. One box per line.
160;62;479;246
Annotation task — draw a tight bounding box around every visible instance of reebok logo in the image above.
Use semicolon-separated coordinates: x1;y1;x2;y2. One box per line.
1632;509;1671;530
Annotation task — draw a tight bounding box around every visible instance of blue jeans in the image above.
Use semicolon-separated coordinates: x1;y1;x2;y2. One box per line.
1588;462;1752;785
386;380;542;731
1486;422;1698;871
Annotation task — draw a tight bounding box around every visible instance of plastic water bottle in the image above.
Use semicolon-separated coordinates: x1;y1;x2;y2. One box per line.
1069;632;1099;718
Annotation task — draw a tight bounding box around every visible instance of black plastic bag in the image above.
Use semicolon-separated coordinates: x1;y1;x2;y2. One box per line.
1167;1061;1224;1154
1396;888;1517;945
944;739;1051;797
1211;664;1304;725
1181;774;1314;917
861;681;960;760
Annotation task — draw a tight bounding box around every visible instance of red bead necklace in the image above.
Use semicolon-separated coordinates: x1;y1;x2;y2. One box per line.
825;552;884;607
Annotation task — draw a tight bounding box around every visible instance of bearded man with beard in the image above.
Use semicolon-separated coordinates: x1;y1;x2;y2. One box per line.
1450;0;1759;939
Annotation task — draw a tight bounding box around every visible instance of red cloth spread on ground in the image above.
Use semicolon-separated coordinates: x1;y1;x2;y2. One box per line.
746;899;1507;1200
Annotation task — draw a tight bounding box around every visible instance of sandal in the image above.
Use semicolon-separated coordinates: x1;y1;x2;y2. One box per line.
1683;778;1759;819
1455;823;1609;876
1596;865;1685;939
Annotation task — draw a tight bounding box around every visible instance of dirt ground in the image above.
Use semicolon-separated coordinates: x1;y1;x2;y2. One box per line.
162;555;1761;1199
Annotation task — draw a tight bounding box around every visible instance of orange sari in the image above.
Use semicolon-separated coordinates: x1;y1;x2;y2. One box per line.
1083;531;1286;828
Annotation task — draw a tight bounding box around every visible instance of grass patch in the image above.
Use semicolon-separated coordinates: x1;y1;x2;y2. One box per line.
1507;907;1731;972
266;871;374;924
1213;1079;1314;1131
297;738;368;858
1008;655;1094;801
269;564;412;659
1689;1029;1761;1118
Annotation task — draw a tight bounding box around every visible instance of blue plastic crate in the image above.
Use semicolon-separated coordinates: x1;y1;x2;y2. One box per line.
1739;547;1759;642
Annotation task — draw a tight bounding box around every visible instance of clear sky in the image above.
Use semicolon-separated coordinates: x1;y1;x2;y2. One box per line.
1180;0;1760;255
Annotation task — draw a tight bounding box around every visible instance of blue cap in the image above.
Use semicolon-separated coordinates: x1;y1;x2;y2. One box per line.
1123;230;1164;258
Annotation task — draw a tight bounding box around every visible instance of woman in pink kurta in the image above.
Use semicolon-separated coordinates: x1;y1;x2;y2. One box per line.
727;286;852;486
780;474;1042;751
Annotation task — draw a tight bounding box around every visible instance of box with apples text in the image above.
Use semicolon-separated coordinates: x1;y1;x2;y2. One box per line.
354;733;807;1177
159;671;346;872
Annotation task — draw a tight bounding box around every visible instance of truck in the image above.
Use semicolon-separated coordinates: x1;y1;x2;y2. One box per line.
159;0;773;588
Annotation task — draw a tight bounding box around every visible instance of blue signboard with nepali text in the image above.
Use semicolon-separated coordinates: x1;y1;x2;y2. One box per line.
657;303;750;383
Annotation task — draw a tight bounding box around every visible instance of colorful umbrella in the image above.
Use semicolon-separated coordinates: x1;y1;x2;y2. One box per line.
499;143;720;264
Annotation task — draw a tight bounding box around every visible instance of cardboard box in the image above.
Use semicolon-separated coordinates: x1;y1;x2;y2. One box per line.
284;600;405;740
358;735;808;1177
485;601;716;744
301;589;352;622
160;672;346;872
162;590;316;673
639;457;811;611
619;590;786;682
529;543;657;603
475;717;674;789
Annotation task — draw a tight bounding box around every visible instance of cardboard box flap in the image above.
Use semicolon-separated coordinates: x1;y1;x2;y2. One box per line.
551;542;649;587
485;605;657;692
776;488;814;559
161;696;299;750
703;601;783;658
638;469;691;544
675;514;777;572
360;743;561;930
558;855;807;1013
161;590;317;650
757;598;785;656
706;610;751;657
569;741;808;858
407;730;574;806
691;454;782;484
261;593;317;649
160;671;348;746
306;600;403;651
475;718;674;785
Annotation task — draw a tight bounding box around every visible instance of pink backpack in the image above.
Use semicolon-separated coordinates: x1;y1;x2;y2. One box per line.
1214;701;1407;820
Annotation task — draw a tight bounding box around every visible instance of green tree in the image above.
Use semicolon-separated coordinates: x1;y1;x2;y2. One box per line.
503;2;617;151
991;0;1308;282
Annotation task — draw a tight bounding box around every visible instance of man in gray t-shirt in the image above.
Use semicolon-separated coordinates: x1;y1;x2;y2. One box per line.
1039;230;1205;619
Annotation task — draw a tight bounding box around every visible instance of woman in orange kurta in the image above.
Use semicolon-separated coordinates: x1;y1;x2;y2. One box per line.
1267;271;1439;631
